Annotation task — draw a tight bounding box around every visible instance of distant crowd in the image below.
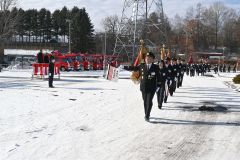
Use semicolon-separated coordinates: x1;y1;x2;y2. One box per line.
185;63;237;77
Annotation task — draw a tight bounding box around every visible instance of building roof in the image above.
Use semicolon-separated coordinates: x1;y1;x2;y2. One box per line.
4;49;52;56
194;52;223;56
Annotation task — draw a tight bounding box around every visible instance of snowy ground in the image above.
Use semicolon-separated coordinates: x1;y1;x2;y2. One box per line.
0;69;240;160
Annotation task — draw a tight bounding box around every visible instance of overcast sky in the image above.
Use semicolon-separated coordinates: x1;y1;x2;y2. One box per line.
18;0;240;32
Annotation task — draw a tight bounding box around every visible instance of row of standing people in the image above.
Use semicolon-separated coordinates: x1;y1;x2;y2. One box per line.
186;63;210;77
124;52;185;122
186;63;237;76
37;51;54;64
213;64;237;74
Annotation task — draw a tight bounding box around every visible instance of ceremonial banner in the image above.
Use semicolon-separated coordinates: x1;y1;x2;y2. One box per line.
106;64;119;82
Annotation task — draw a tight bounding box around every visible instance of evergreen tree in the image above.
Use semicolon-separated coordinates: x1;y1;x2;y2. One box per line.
45;10;52;42
38;8;47;42
23;9;33;42
16;8;25;42
71;7;95;52
52;9;61;41
59;6;69;43
31;9;38;42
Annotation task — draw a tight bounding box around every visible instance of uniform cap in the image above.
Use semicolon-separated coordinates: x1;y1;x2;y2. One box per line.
146;52;155;59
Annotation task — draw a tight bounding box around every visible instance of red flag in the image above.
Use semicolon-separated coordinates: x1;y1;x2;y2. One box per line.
188;54;193;64
134;53;140;66
133;45;147;66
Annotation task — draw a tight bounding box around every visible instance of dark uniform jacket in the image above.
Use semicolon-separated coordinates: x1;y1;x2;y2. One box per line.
172;64;179;77
166;64;174;80
37;52;44;63
44;55;49;63
49;61;54;77
125;63;160;93
159;67;168;87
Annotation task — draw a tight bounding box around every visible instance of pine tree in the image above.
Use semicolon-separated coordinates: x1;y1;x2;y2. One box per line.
71;7;95;52
52;9;61;41
45;10;52;42
31;9;38;42
38;8;47;42
60;6;69;43
23;10;32;42
16;8;25;42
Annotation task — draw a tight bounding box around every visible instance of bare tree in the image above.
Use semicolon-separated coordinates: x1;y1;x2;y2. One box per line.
0;0;18;39
223;8;238;54
0;0;16;11
101;15;119;34
0;0;18;63
100;15;119;54
206;2;227;50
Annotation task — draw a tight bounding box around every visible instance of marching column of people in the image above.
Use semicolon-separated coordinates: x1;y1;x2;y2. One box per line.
123;52;238;122
124;52;186;122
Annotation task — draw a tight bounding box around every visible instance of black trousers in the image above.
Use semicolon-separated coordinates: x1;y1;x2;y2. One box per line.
142;91;155;119
49;75;54;87
180;74;184;86
157;85;165;107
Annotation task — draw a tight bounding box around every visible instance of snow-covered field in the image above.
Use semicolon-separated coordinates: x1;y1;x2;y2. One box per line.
0;69;240;160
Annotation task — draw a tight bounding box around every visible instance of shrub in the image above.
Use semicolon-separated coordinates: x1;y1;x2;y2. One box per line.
233;74;240;84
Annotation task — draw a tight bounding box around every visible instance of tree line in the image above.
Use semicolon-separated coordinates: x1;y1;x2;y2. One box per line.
1;0;240;62
99;1;240;56
1;4;95;53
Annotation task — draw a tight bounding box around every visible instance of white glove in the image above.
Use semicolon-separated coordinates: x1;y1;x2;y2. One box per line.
156;87;160;93
169;80;172;86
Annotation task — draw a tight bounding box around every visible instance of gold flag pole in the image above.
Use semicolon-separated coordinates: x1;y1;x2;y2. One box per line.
161;44;166;60
167;48;171;59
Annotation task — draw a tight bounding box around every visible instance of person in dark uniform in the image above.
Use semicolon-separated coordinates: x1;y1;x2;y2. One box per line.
37;50;44;63
48;56;55;88
171;57;178;92
233;64;236;73
186;63;190;76
44;53;49;63
179;59;185;87
223;64;226;72
228;65;231;73
124;52;160;122
219;64;223;72
176;58;183;87
165;57;174;97
190;64;195;77
156;60;167;109
196;64;200;76
214;64;218;74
